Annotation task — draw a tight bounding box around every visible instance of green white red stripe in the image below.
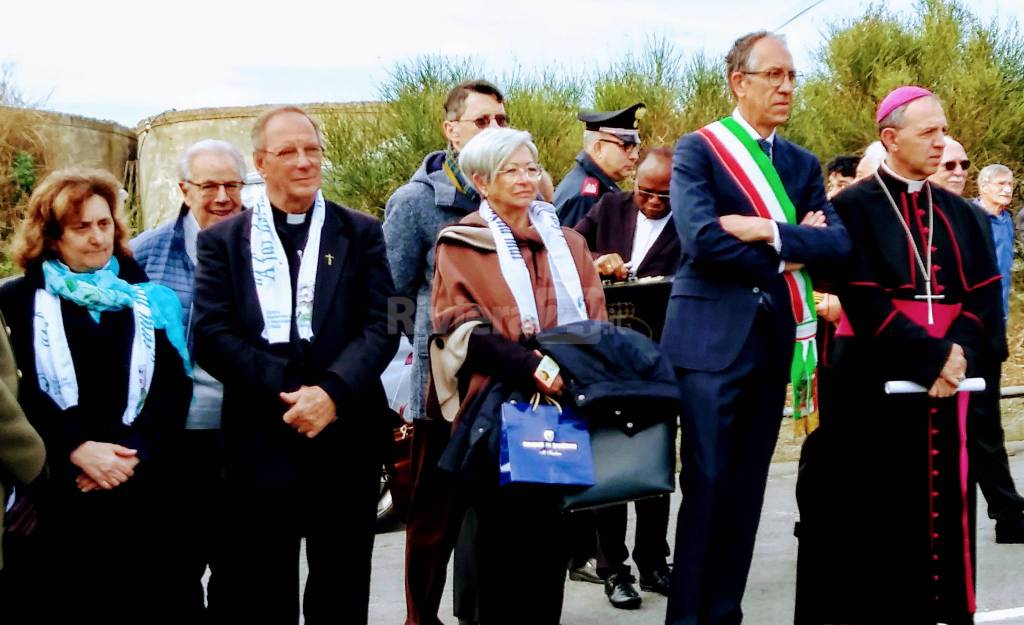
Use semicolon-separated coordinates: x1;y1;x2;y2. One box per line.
697;116;818;420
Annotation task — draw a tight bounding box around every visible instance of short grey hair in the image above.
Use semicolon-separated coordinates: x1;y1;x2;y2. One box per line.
979;163;1013;187
176;139;247;182
458;128;539;189
877;95;943;133
725;31;787;97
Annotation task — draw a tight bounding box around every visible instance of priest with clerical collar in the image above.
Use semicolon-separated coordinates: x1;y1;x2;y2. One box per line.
793;86;1005;625
192;105;397;624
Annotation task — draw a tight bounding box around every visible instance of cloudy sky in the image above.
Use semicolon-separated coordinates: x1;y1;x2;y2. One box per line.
2;0;1019;127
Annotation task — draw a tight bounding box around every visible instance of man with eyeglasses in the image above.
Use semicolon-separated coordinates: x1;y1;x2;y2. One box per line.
575;146;681;282
130;138;246;622
384;79;506;625
572;146;679;609
553;103;645;229
928;136;970;196
662;31;849;625
192;106;397;624
970;164;1024;544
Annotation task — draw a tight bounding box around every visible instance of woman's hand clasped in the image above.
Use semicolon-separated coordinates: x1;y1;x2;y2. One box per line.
69;441;139;492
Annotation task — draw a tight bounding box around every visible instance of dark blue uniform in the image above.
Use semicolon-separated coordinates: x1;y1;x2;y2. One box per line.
553;152;619;229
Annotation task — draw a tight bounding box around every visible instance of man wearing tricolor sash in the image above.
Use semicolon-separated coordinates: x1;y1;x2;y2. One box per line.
793;88;1004;625
192;106;398;624
660;31;850;625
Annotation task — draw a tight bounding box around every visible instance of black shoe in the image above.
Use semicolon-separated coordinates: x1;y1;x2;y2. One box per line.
995;515;1024;544
568;558;602;584
604;572;642;609
639;567;672;596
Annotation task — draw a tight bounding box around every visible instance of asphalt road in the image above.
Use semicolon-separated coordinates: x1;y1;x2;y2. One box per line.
360;442;1024;625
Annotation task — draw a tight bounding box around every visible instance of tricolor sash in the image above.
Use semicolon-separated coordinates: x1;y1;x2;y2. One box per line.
697;117;818;425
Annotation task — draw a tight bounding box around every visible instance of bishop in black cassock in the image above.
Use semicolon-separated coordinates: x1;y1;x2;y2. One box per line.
795;87;1004;625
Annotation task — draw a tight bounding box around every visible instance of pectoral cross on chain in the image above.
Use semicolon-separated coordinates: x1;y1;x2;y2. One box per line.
324;253;334;266
914;280;944;325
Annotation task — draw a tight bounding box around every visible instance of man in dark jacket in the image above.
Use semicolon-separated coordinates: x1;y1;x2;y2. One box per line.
384;79;506;625
553;103;644;228
131;138;245;621
573;146;679;608
575;147;681;280
193;106;397;625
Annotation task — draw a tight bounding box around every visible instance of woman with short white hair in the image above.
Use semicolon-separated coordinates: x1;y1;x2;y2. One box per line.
427;127;607;624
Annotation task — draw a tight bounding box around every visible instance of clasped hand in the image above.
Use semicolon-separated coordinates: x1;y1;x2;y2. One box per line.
281;385;337;438
719;211;827;273
71;441;139;492
929;343;967;398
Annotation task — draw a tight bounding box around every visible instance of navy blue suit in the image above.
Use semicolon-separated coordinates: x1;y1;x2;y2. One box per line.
662;124;850;625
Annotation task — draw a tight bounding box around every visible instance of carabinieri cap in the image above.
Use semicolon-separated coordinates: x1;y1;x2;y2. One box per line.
578;102;646;145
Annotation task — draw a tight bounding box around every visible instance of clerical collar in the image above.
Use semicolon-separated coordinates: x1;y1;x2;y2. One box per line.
731;108;776;144
271;204;310;225
879;160;926;193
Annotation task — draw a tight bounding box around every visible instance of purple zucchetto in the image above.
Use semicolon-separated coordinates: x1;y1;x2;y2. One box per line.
875;86;934;124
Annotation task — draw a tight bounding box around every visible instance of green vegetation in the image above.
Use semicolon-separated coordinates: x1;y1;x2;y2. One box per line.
320;0;1022;215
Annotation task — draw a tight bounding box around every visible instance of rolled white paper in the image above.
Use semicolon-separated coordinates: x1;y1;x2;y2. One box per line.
884;378;986;394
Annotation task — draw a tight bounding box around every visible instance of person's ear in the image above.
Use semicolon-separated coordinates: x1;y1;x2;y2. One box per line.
880;128;898;153
253;151;266;176
471;172;488;198
729;71;747;100
442;119;458;149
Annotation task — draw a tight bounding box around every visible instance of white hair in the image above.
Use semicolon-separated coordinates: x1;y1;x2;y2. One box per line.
978;163;1013;187
583;129;602;150
458;128;539;189
176;139;247;182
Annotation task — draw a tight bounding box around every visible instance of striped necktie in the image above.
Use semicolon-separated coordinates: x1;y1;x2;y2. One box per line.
757;138;773;161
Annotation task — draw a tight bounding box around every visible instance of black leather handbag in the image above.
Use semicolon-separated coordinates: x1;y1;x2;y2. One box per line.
560;408;676;511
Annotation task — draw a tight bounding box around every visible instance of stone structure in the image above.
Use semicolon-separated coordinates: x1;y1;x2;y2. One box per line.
135;102;376;229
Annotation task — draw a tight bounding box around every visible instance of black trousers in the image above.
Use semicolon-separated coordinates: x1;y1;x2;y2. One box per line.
595;494;671;577
973;361;1024;521
162;429;224;623
473;484;569;625
216;456;379;625
3;474;173;624
666;313;790;625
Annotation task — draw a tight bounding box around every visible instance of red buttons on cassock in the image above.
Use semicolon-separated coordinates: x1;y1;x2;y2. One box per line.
932;449;940;456
933;470;940;476
931;429;940;435
933;575;940;581
930;408;939;415
932;512;940;518
932;491;940;498
933;554;940;561
933;533;940;539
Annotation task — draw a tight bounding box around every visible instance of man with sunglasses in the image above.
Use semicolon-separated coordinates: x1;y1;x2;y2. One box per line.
384;79;506;625
553;103;645;229
575;146;681;281
130;138;247;622
928;136;970;196
572;146;679;609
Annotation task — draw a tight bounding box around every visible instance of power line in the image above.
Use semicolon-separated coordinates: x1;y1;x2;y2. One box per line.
776;0;829;31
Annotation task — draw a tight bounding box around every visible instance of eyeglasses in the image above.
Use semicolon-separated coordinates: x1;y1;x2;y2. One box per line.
743;68;799;87
260;145;324;164
942;159;970;172
496;165;544;181
637;188;670;202
598;139;640;154
186;180;244;196
456;114;509;129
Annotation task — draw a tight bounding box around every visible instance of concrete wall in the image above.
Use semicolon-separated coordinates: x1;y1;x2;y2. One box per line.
0;105;136;183
135;102;376;230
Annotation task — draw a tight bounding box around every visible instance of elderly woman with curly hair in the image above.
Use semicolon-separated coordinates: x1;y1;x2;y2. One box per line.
0;168;191;621
427;128;607;625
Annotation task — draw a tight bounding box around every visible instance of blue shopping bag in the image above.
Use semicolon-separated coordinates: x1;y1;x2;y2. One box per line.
498;395;595;487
